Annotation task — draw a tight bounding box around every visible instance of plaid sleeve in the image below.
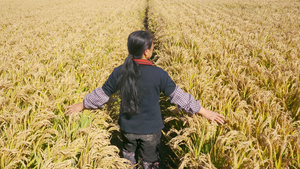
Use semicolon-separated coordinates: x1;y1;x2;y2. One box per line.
169;86;201;114
83;87;109;109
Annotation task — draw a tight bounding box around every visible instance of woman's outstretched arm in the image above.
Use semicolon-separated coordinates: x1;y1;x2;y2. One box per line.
170;86;225;125
64;87;110;116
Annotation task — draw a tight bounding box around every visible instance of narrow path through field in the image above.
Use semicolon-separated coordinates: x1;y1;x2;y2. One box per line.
143;1;178;168
109;1;178;168
143;0;149;31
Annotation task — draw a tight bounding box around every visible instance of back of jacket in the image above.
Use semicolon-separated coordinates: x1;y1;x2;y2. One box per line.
102;64;176;134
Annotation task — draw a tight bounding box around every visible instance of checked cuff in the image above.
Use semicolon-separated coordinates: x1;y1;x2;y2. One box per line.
83;87;109;109
170;86;201;114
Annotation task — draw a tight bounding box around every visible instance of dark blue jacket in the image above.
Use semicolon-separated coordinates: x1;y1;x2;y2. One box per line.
102;64;176;134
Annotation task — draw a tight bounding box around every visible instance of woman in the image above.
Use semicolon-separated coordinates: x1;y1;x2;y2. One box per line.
65;31;225;169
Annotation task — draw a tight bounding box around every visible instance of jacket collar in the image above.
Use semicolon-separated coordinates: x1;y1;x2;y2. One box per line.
132;59;153;66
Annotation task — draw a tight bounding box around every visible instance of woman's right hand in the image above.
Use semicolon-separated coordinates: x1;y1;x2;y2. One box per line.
64;102;84;116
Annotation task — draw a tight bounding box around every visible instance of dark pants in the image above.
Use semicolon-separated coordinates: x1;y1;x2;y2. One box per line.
121;130;161;163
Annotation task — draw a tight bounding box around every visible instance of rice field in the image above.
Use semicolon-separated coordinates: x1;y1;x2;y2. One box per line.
1;0;299;168
0;0;145;168
148;0;300;168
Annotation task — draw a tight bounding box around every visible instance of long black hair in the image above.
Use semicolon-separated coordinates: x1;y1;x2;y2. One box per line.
116;31;153;117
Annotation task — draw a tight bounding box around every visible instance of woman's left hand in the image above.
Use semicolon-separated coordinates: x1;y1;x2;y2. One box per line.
198;107;225;125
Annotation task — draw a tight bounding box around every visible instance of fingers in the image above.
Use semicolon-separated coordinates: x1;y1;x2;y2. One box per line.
215;114;225;124
218;114;225;119
64;106;76;116
64;108;72;116
64;103;82;116
214;117;225;125
211;111;225;125
64;106;72;110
